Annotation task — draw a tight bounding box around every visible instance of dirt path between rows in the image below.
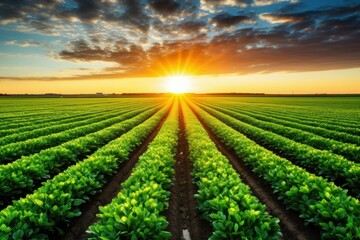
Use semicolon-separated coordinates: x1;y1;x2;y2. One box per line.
188;102;321;240
165;102;212;240
57;105;172;240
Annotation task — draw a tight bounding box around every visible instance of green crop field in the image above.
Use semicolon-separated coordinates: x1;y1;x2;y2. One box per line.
0;96;359;240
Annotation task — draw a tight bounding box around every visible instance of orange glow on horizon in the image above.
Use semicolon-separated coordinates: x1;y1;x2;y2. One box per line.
0;68;359;94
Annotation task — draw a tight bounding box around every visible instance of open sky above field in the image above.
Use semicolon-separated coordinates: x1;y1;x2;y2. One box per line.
0;0;359;94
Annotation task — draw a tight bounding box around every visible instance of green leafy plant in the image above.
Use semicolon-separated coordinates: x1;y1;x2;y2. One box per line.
190;100;360;239
0;99;173;239
204;103;360;163
0;105;159;202
183;101;282;239
198;103;360;197
88;99;179;239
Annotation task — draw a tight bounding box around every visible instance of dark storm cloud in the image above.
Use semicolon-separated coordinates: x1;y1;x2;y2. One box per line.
211;13;252;28
177;20;207;33
73;0;100;22
117;0;151;33
149;0;181;15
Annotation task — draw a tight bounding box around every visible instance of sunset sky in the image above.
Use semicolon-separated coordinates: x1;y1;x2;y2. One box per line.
0;0;359;94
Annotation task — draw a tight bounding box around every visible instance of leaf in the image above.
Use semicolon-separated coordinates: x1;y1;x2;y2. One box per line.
158;231;171;239
234;223;239;233
34;199;43;207
255;226;262;235
73;199;86;206
12;229;24;239
0;224;11;233
322;211;330;218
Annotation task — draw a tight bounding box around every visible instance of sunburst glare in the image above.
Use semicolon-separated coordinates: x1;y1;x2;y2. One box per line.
166;75;191;94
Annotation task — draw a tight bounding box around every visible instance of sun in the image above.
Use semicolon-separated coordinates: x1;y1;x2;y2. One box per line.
166;75;191;94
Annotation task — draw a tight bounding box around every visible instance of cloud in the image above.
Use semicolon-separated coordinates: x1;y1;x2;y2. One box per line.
118;0;151;33
253;0;298;7
56;0;101;24
211;13;253;28
29;20;61;35
177;20;207;33
149;0;181;16
0;0;359;81
259;13;305;23
260;3;360;25
4;40;16;45
0;0;63;25
59;40;108;62
201;0;249;9
58;39;148;74
4;40;42;47
72;0;100;23
53;0;360;79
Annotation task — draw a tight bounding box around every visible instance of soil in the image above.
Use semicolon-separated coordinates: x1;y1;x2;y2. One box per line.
55;105;172;240
164;103;212;240
188;102;322;240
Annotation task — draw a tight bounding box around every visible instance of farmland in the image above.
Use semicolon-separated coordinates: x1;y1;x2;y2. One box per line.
0;96;359;240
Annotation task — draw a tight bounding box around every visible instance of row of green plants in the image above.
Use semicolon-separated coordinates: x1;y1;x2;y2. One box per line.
241;105;360;132
0;99;162;134
88;100;179;239
203;103;360;163
183;101;282;239
225;98;360;126
0;111;57;127
0;111;94;137
235;106;360;145
193;98;360;146
0;105;150;164
0;101;143;138
0;98;131;117
0;100;172;239
198;104;360;197
0;104;144;146
0;101;120;132
0;105;160;204
190;101;360;239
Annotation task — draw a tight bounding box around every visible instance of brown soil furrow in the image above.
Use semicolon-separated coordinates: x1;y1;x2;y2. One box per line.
57;105;172;240
165;102;212;240
188;101;321;240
